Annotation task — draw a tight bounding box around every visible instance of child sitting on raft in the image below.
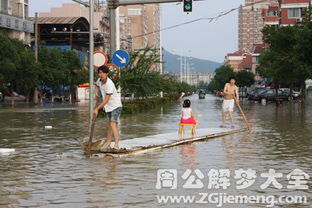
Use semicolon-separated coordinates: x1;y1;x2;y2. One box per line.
179;93;198;138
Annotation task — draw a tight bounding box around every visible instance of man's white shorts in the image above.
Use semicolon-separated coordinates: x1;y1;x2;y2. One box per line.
222;99;235;112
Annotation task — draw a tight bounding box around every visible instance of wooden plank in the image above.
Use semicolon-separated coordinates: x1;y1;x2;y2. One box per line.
87;128;247;157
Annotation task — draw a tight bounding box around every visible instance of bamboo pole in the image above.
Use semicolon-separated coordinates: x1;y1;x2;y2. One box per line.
234;98;252;132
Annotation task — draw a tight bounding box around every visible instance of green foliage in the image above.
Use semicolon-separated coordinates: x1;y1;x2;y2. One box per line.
258;14;312;102
208;65;235;91
296;21;312;79
0;32;40;95
0;32;87;100
0;34;192;102
197;81;209;90
121;95;180;114
116;47;194;98
38;47;85;90
208;65;255;91
236;70;255;87
259;20;312;85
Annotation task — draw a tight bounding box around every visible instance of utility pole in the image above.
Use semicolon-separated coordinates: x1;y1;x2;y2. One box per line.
108;5;119;56
108;3;121;94
109;0;182;7
184;55;187;83
107;0;182;57
33;12;39;104
72;0;95;124
159;5;163;98
180;51;183;83
88;0;95;123
34;13;38;62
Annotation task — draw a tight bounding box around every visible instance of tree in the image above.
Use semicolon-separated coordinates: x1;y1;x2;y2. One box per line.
0;32;40;100
0;33;88;102
63;50;85;86
0;32;19;92
236;70;255;87
208;64;255;92
208;65;235;91
197;81;209;89
11;38;41;100
39;47;68;90
259;20;312;102
295;21;312;97
259;26;299;84
38;47;86;95
116;47;194;98
118;47;163;98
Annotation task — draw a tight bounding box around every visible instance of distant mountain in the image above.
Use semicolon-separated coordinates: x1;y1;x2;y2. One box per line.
163;49;222;74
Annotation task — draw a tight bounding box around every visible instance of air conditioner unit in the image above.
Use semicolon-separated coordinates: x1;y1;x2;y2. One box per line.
296;18;302;23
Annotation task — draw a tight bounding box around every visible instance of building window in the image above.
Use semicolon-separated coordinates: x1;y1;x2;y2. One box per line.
1;0;8;14
15;19;19;28
128;8;142;16
288;8;301;19
25;5;29;18
120;16;125;23
267;10;278;17
23;21;27;30
6;17;10;27
18;3;23;17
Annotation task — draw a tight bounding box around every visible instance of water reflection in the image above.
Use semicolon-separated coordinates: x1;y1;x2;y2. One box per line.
179;144;197;169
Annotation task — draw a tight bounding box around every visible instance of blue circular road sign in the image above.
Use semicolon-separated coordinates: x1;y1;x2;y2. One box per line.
112;50;130;67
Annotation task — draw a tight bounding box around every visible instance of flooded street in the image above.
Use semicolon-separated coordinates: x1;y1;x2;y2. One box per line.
0;95;311;207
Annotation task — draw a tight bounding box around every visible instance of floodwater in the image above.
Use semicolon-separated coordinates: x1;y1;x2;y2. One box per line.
0;95;311;208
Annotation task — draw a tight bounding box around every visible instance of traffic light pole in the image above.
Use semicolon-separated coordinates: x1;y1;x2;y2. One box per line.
107;0;182;95
108;0;182;56
73;0;183;122
108;0;182;8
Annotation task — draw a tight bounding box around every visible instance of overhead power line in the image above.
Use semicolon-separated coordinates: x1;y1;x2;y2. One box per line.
131;0;272;39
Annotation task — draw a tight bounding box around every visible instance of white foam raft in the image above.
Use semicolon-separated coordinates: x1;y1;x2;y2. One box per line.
0;148;15;155
86;127;247;157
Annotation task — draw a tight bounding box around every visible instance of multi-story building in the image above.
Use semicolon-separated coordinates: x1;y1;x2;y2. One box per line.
238;0;311;52
225;44;268;80
38;3;162;59
119;4;162;71
188;72;214;86
119;4;161;50
279;0;311;26
172;72;214;86
38;3;110;53
0;0;33;44
225;51;252;72
238;0;278;52
233;0;310;77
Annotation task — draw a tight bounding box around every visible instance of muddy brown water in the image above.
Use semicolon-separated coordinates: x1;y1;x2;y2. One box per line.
0;95;311;207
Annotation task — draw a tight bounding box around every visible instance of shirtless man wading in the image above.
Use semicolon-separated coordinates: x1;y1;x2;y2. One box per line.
220;77;239;129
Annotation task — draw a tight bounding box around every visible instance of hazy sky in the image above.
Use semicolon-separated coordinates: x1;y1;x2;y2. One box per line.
29;0;244;62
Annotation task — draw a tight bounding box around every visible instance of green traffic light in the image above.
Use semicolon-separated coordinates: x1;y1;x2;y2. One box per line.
183;0;192;12
185;4;191;10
